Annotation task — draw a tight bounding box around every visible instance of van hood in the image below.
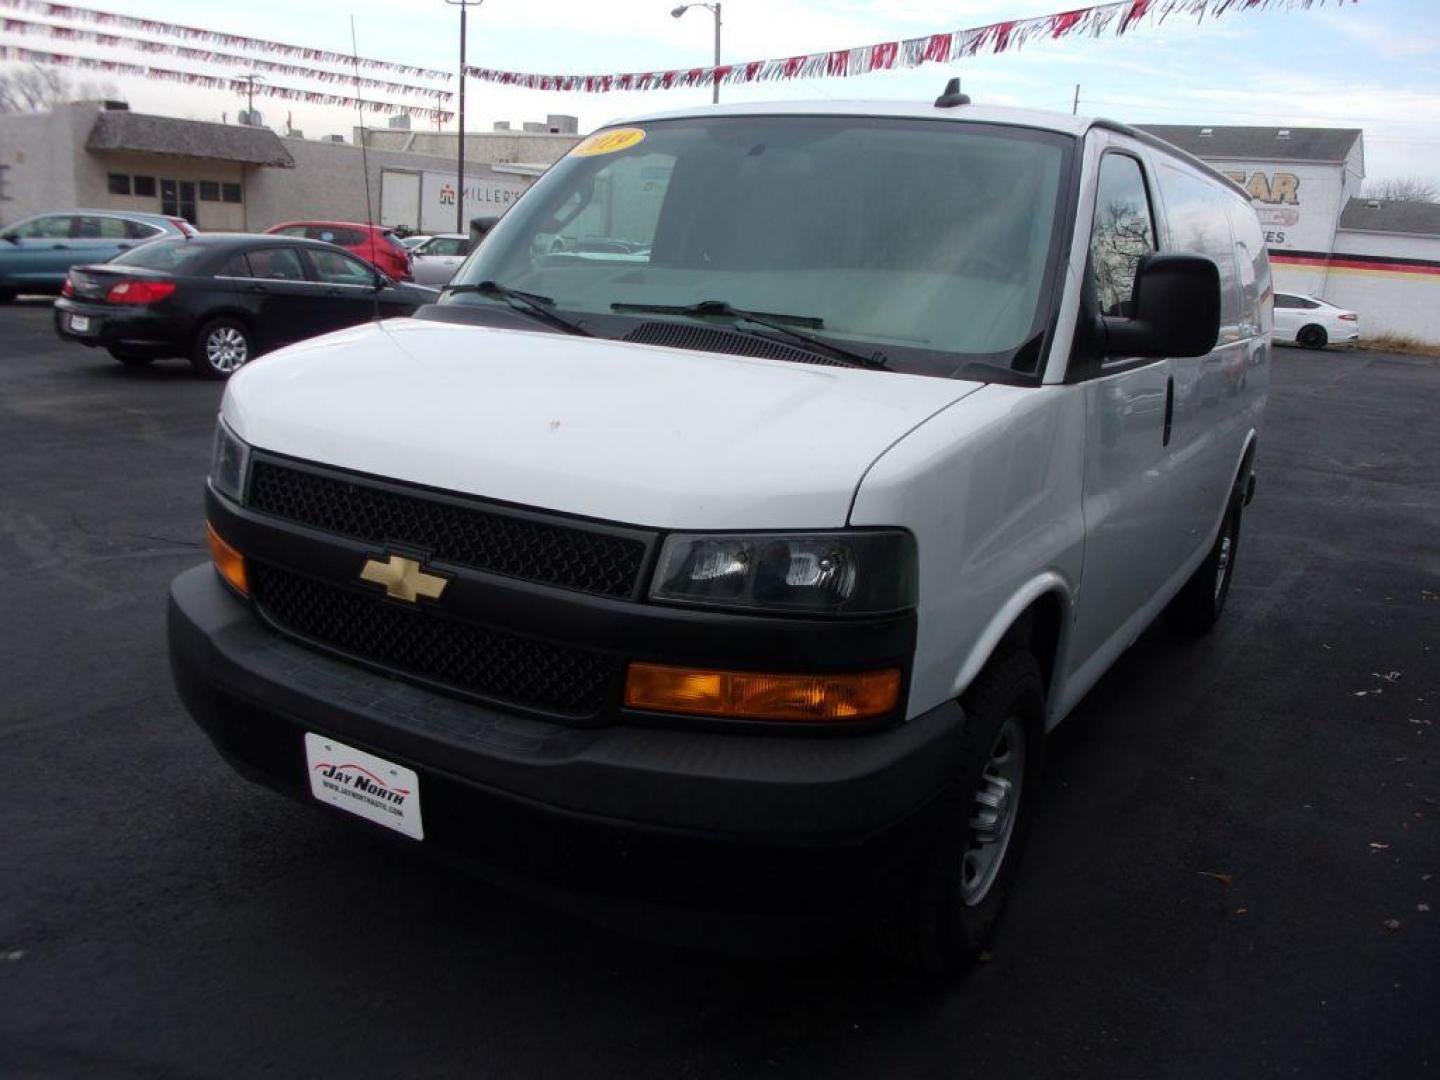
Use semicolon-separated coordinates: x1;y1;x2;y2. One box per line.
222;319;983;530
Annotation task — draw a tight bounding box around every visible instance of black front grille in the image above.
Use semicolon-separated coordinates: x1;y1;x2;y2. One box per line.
623;321;848;368
250;563;616;717
247;460;648;599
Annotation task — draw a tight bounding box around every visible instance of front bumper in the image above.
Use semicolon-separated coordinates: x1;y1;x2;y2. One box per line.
53;297;185;355
169;564;965;922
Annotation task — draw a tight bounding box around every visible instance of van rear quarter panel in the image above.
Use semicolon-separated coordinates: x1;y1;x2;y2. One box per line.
848;384;1086;722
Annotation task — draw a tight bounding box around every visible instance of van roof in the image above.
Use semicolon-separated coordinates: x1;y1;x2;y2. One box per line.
612;100;1248;199
617;99;1093;136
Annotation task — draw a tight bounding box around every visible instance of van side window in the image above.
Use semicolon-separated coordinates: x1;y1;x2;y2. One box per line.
1089;154;1155;317
1157;165;1242;339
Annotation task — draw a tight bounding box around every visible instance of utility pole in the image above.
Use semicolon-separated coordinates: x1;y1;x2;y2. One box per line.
1072;83;1080;116
671;3;722;104
236;73;265;123
446;0;484;235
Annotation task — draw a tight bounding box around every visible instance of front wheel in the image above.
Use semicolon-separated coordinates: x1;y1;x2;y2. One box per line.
1297;324;1327;350
876;651;1046;976
190;317;252;379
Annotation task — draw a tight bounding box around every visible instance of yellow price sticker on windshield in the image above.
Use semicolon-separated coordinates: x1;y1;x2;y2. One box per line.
571;127;647;156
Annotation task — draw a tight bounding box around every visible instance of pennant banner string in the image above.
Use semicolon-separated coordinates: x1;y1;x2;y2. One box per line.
0;15;453;101
0;44;454;122
0;0;451;80
462;0;1355;93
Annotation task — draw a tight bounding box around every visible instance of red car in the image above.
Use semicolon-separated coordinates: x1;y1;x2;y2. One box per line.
263;220;412;281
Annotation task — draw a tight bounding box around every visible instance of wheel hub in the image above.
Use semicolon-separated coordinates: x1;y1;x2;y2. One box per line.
1214;532;1232;602
207;328;248;372
961;716;1026;907
970;775;1014;845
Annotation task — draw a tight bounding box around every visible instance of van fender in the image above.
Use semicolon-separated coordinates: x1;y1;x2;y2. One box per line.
1200;428;1258;547
947;571;1075;717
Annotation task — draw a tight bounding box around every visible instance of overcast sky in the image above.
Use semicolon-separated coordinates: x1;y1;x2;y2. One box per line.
3;0;1438;184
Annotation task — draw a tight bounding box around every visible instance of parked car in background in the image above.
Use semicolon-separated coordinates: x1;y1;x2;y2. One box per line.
53;234;437;378
1272;292;1359;349
264;220;413;281
0;210;194;301
399;234;432;251
409;232;472;285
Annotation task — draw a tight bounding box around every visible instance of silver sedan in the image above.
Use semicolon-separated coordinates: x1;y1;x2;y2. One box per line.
409;233;472;286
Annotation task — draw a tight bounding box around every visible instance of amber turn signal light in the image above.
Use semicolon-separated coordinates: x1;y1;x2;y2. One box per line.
206;521;248;596
624;663;901;723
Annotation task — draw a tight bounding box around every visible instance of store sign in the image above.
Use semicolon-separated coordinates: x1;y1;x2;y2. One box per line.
420;172;530;233
1223;170;1304;247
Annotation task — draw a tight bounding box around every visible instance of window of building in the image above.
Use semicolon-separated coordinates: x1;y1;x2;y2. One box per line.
161;179;198;226
199;181;220;202
221;183;242;204
107;173;131;196
134;176;157;198
1089;153;1155;318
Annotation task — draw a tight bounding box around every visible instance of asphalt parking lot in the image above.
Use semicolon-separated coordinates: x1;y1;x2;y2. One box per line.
1;301;1437;1078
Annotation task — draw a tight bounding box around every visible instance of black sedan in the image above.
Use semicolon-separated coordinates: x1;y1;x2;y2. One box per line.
53;233;438;378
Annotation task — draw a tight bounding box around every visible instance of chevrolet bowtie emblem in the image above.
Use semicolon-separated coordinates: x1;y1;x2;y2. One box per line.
359;554;448;603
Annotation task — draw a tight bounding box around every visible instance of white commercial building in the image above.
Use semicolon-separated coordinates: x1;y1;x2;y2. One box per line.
1140;125;1440;344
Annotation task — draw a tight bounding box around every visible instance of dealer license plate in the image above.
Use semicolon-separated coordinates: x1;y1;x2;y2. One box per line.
304;733;423;840
68;314;91;333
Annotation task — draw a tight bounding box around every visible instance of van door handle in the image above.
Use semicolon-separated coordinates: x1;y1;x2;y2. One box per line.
1162;374;1175;447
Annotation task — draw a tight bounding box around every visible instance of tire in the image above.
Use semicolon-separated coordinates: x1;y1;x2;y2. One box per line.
106;347;154;367
1297;324;1327;350
190;317;252;379
876;651;1046;976
1167;482;1243;635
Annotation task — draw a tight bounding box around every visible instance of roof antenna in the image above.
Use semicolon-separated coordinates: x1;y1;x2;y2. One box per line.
934;77;971;108
350;14;381;322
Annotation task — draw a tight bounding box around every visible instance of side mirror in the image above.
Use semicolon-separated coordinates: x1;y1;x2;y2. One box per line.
1103;253;1220;359
1;232;18;244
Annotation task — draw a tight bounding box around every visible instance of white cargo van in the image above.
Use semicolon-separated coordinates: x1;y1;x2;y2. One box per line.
171;94;1270;973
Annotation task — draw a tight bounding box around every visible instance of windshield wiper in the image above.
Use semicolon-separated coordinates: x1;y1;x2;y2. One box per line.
444;280;592;337
611;299;888;370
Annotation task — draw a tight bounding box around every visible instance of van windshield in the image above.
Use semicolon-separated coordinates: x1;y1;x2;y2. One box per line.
445;116;1074;378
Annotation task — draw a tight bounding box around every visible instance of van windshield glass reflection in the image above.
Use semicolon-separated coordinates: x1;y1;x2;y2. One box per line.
448;117;1073;378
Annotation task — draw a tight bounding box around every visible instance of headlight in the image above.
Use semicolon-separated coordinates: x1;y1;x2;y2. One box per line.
209;420;250;504
650;531;916;615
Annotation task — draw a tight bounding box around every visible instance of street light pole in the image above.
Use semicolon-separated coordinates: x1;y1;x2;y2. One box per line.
671;3;722;104
446;0;484;235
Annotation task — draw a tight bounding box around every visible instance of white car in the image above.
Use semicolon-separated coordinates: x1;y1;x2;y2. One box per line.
408;232;472;286
171;97;1269;974
1273;292;1359;349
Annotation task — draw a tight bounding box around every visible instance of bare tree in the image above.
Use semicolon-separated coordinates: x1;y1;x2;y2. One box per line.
0;65;72;112
1363;176;1439;203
